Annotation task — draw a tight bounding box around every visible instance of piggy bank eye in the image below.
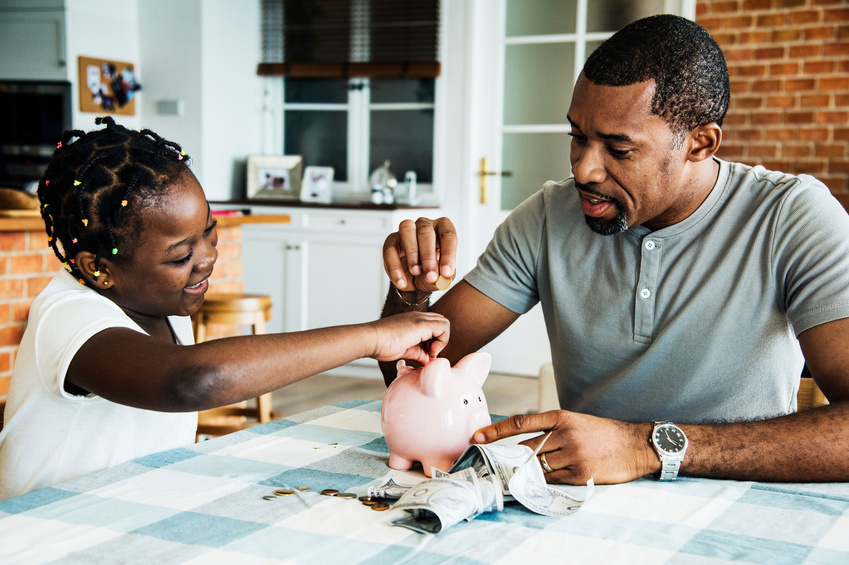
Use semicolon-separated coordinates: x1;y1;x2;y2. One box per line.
463;398;469;405
478;396;483;402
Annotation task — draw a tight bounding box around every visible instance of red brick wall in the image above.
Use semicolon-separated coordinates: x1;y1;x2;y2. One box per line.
0;223;243;400
696;0;849;194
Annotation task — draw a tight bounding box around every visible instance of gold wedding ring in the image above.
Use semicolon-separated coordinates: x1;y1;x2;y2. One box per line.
539;452;554;473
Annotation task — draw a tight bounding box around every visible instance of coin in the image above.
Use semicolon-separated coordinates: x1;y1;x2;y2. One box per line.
320;489;340;496
296;486;311;492
359;496;378;505
371;502;390;511
337;492;357;499
262;495;277;500
274;488;295;496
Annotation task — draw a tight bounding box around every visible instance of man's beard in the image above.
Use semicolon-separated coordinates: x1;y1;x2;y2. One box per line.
576;183;629;235
585;207;628;235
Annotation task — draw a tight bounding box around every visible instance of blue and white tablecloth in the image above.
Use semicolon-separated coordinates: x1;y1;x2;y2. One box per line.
1;399;848;564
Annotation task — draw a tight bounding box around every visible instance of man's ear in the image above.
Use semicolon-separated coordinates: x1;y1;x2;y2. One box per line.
75;251;113;288
687;122;722;162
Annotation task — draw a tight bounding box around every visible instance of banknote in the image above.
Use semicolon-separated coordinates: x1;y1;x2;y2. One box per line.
388;442;593;533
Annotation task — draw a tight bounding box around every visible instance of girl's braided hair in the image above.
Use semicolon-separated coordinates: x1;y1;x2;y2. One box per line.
38;116;191;282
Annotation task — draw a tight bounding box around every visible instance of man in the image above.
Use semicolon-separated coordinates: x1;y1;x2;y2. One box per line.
380;15;849;485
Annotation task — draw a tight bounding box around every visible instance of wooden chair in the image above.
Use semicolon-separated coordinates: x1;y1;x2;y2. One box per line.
192;293;278;439
798;377;828;411
0;399;5;433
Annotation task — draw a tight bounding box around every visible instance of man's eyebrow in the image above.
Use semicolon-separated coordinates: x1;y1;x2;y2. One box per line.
567;116;636;144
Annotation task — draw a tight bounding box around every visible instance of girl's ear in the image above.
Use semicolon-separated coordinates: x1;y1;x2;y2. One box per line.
687;123;722;162
75;251;113;289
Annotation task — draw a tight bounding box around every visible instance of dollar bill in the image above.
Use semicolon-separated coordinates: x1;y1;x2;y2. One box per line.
388;442;593;533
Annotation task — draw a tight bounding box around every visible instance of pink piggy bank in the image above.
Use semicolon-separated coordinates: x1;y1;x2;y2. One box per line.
381;352;492;477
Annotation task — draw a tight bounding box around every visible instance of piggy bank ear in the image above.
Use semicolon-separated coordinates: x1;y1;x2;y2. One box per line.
396;359;413;378
453;352;492;386
418;358;451;399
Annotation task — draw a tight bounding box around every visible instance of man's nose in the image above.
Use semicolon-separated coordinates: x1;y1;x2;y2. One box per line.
571;143;607;185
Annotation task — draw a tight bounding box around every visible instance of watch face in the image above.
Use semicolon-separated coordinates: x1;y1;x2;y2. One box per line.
654;425;687;454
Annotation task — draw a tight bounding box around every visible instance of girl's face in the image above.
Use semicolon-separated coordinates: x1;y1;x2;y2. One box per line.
106;172;218;325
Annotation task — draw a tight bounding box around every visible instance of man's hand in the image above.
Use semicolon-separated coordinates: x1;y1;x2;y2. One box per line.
473;411;659;485
383;217;458;292
369;311;450;365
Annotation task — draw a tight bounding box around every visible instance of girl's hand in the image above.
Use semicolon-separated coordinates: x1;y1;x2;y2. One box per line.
369;311;450;365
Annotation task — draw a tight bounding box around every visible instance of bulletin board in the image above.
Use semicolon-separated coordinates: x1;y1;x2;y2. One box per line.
77;56;141;115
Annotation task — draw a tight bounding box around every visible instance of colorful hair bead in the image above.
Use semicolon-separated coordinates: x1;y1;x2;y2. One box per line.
74;180;81;186
93;270;100;277
121;200;128;207
57;141;63;149
45;180;50;186
79;278;85;285
112;248;118;255
71;238;77;244
69;259;75;265
178;150;185;161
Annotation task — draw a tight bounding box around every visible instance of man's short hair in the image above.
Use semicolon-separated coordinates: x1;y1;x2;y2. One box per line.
583;14;730;138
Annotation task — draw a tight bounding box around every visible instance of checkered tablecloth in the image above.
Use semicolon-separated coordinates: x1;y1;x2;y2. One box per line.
1;399;848;564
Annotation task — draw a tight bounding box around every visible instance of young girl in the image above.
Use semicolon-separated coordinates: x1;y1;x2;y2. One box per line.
0;117;449;500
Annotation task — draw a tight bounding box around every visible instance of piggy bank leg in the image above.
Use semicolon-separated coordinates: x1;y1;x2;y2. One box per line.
387;453;414;471
421;458;457;478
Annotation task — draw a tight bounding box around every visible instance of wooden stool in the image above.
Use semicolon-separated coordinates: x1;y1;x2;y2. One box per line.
192;293;278;439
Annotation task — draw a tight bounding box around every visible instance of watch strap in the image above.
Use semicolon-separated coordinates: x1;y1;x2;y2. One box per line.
652;421;687;481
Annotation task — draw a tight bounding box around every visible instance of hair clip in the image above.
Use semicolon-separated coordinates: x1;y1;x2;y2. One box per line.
82;219;88;226
121;200;128;207
111;248;118;255
74;180;81;186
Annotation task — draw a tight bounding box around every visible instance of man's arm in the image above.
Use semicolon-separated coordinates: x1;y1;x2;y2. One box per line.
379;280;519;385
474;318;849;485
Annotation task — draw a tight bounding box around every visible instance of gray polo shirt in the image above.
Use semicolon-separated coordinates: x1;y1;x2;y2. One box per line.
464;159;849;423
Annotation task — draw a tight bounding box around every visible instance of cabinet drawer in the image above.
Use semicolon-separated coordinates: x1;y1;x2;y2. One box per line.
304;212;390;233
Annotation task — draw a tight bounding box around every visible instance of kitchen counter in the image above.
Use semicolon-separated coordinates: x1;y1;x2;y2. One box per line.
0;210;290;232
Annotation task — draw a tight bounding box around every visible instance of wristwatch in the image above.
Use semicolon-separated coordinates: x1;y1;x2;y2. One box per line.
650;421;688;481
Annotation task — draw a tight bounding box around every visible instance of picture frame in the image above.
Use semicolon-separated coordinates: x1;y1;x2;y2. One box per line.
247;155;303;201
300;166;335;203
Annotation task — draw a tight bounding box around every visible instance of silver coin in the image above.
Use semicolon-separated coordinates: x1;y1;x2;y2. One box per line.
296;485;311;492
262;495;277;500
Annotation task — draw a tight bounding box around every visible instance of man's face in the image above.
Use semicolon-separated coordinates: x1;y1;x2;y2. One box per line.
567;74;696;234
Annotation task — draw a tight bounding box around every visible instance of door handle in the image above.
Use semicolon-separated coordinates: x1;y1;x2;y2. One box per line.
477;157;512;204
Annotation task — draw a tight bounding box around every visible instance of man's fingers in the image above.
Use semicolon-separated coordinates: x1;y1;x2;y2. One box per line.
473;412;561;444
383;233;412;291
433;218;458;280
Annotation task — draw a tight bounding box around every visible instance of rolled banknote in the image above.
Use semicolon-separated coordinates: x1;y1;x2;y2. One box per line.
388;442;593;533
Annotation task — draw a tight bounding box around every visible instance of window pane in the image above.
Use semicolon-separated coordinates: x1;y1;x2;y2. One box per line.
587;0;666;33
370;110;434;184
503;42;574;125
506;0;577;36
501;132;571;211
371;78;435;104
284;110;348;180
284;78;348;104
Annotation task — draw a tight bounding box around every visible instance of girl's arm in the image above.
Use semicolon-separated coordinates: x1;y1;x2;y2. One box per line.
66;311;449;412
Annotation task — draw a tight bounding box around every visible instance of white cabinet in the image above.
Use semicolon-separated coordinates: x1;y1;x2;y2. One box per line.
0;2;67;81
242;206;438;378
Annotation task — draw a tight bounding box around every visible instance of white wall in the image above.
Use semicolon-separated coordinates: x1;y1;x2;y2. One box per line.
64;0;141;131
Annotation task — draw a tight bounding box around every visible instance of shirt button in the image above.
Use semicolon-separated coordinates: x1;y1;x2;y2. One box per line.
645;240;656;250
640;288;651;299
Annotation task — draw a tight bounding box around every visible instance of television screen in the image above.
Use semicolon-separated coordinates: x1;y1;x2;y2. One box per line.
0;81;71;188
